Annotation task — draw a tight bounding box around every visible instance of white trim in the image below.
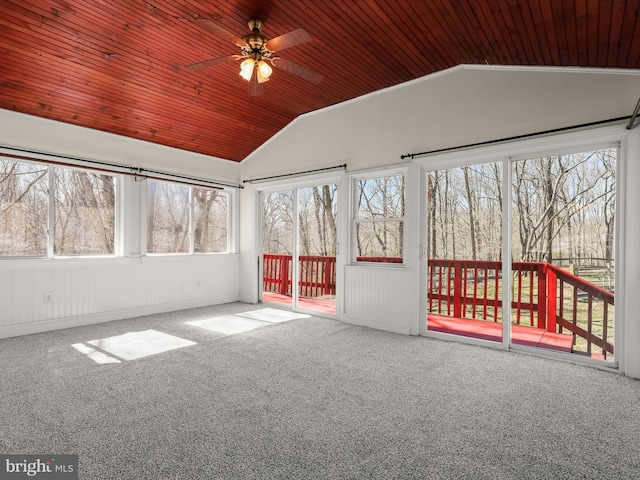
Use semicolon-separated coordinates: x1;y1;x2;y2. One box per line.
229;188;239;254
615;136;629;374
458;64;640;76
255;174;342;317
47;165;55;257
501;156;512;346
350;167;408;265
342;313;411;335
508;139;622;162
418;166;428;336
251;171;344;193
348;162;411;180
413;124;628;169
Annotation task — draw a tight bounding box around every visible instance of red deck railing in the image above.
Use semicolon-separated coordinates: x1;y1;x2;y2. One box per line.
263;254;337;298
263;254;615;359
262;255;398;297
427;259;614;358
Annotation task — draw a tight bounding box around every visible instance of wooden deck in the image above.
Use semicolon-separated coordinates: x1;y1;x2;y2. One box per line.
428;314;574;352
262;293;574;352
262;255;613;359
262;292;337;315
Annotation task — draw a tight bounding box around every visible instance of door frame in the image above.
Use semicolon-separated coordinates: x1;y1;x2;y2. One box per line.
256;172;345;318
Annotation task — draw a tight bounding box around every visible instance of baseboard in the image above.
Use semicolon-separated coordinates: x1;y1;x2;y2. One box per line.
342;314;411;335
0;294;241;340
238;293;258;304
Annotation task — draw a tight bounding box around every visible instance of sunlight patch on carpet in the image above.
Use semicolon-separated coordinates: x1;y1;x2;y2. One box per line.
235;308;310;323
187;315;269;335
86;330;196;361
72;343;122;364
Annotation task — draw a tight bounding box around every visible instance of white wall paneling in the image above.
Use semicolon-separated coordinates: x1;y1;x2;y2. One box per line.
0;254;240;339
342;265;414;335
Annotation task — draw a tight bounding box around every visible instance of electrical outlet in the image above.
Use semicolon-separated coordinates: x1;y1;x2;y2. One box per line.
44;292;53;303
196;279;201;287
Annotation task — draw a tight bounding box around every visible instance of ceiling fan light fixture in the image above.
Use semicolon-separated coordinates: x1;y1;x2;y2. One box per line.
256;60;272;83
239;58;255;81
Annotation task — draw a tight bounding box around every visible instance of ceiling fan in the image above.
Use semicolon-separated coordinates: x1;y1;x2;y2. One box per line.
185;18;323;96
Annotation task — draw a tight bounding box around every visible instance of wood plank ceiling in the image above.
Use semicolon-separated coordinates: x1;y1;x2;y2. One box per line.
1;1;639;162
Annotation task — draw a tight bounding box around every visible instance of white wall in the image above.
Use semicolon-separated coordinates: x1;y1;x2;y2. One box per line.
242;65;640;176
0;109;243;339
0;109;240;182
238;183;259;304
622;128;640;378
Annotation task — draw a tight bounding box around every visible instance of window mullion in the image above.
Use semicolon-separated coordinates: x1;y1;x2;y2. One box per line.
47;165;55;258
189;187;195;254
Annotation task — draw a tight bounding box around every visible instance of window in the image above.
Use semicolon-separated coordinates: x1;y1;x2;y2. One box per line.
193;187;228;253
0;160;48;256
1;158;116;257
147;180;190;254
146;180;229;254
54;168;116;255
353;173;405;263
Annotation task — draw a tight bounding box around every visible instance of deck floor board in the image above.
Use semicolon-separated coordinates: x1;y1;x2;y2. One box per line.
261;293;575;353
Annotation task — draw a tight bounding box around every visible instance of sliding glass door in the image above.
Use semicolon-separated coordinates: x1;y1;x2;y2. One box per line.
510;147;616;359
425;163;503;343
261;182;338;315
262;191;294;307
423;141;617;363
296;184;338;314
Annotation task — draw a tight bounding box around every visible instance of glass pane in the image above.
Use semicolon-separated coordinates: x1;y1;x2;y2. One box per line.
426;163;503;342
355;221;403;261
262;191;294;306
0;159;48;256
193;188;228;253
146;180;189;254
356;175;405;219
511;149;615;360
298;184;337;314
54;168;116;255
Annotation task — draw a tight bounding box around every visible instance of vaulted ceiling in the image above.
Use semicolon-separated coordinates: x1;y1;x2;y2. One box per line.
1;1;639;162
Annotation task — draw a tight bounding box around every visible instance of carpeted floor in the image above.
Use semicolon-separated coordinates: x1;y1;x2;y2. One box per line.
1;302;639;479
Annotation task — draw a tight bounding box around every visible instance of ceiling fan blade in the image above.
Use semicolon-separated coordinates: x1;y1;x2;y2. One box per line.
184;55;236;71
274;58;323;85
248;69;264;96
194;18;244;45
265;28;312;51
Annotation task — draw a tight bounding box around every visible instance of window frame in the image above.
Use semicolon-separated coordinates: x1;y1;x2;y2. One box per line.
0;157;119;259
52;164;118;258
350;168;407;266
144;178;231;256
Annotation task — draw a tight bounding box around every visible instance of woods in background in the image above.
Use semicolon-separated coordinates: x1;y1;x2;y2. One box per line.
427;148;616;266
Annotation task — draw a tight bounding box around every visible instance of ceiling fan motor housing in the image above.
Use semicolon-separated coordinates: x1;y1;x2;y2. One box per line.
241;19;272;61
